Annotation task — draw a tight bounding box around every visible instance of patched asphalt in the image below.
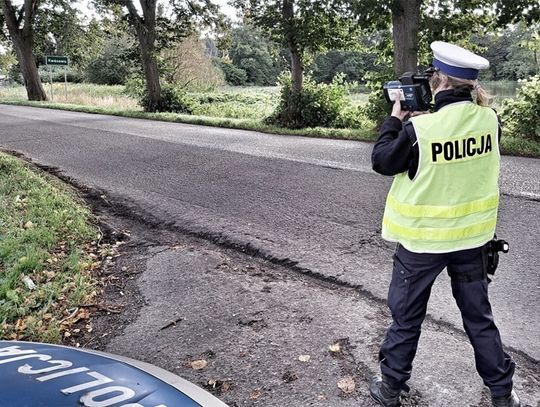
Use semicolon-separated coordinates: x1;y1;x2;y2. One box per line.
1;105;539;406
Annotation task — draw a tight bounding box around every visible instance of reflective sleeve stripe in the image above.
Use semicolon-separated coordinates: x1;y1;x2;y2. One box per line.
383;217;497;241
386;194;499;219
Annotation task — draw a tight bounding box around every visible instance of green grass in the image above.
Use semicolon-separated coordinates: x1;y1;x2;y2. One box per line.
0;97;377;142
500;136;540;157
0;83;140;110
0;153;101;342
1;82;538;156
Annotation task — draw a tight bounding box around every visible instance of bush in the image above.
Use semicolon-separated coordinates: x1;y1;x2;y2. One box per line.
361;69;394;128
85;36;137;85
39;69;85;84
218;61;248;86
140;83;196;114
268;72;357;129
501;75;540;141
123;75;146;99
161;34;225;91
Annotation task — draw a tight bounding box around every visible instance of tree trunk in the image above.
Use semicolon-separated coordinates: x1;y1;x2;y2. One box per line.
12;34;47;101
392;0;422;77
138;34;161;112
128;0;161;113
290;49;303;94
1;0;47;101
282;0;303;125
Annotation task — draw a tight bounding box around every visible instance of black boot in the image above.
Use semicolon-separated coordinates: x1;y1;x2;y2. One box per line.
492;390;521;407
369;377;401;407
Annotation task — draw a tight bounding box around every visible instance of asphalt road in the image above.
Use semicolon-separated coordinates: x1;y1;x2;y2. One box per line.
1;105;539;405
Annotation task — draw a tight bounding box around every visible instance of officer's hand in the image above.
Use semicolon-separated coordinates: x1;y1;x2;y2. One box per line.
410;111;429;118
391;98;411;121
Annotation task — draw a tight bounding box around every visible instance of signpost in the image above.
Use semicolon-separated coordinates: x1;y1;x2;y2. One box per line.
45;55;69;101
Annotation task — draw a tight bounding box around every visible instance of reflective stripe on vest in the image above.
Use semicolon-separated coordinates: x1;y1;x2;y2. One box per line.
381;102;500;253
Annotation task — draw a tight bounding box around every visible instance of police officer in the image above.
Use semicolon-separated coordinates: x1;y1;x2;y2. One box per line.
369;42;519;407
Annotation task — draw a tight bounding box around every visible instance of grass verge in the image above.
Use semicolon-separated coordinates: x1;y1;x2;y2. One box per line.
0;98;378;142
0;152;102;343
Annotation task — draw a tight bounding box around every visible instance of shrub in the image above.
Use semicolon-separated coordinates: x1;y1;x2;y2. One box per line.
268;72;357;129
501;75;540;141
123;75;146;99
361;69;394;128
85;36;137;85
140;83;196;114
39;69;85;84
161;34;225;91
218;61;248;86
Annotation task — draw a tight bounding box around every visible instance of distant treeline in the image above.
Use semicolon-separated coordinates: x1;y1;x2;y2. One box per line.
215;23;538;87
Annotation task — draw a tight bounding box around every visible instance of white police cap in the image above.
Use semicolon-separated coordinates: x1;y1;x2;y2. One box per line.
431;41;489;80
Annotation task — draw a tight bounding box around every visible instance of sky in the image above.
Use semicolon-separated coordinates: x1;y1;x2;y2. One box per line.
81;0;238;20
213;0;238;20
0;0;238;54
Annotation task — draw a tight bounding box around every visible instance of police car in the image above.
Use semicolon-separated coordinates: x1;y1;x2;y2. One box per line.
0;341;229;407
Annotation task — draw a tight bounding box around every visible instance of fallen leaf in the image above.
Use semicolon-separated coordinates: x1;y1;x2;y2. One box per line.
43;270;56;280
337;376;356;394
250;389;262;400
329;342;341;353
298;354;311;362
190;359;208;370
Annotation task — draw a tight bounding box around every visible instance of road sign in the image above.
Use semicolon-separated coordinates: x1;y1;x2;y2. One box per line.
46;56;69;66
0;341;229;407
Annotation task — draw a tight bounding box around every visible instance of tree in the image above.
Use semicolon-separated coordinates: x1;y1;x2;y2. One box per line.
475;23;539;80
392;0;421;75
161;33;224;90
352;0;540;78
234;0;362;120
1;0;47;100
311;48;381;84
228;24;283;86
33;1;88;68
86;33;137;85
95;0;224;112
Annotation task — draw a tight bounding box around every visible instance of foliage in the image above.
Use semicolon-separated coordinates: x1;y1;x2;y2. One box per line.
501;75;540;141
40;68;85;84
93;0;227;111
141;83;195;113
123;75;146;99
236;0;362;57
86;34;138;85
311;49;381;84
269;72;359;129
228;24;283;86
218;61;248;85
161;34;224;91
0;50;15;75
7;62;22;83
475;23;539;81
32;1;88;68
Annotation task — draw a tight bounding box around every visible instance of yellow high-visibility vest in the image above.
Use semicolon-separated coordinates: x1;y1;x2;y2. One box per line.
381;102;500;253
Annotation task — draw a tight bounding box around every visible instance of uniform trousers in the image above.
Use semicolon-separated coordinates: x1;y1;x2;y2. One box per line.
379;243;515;397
